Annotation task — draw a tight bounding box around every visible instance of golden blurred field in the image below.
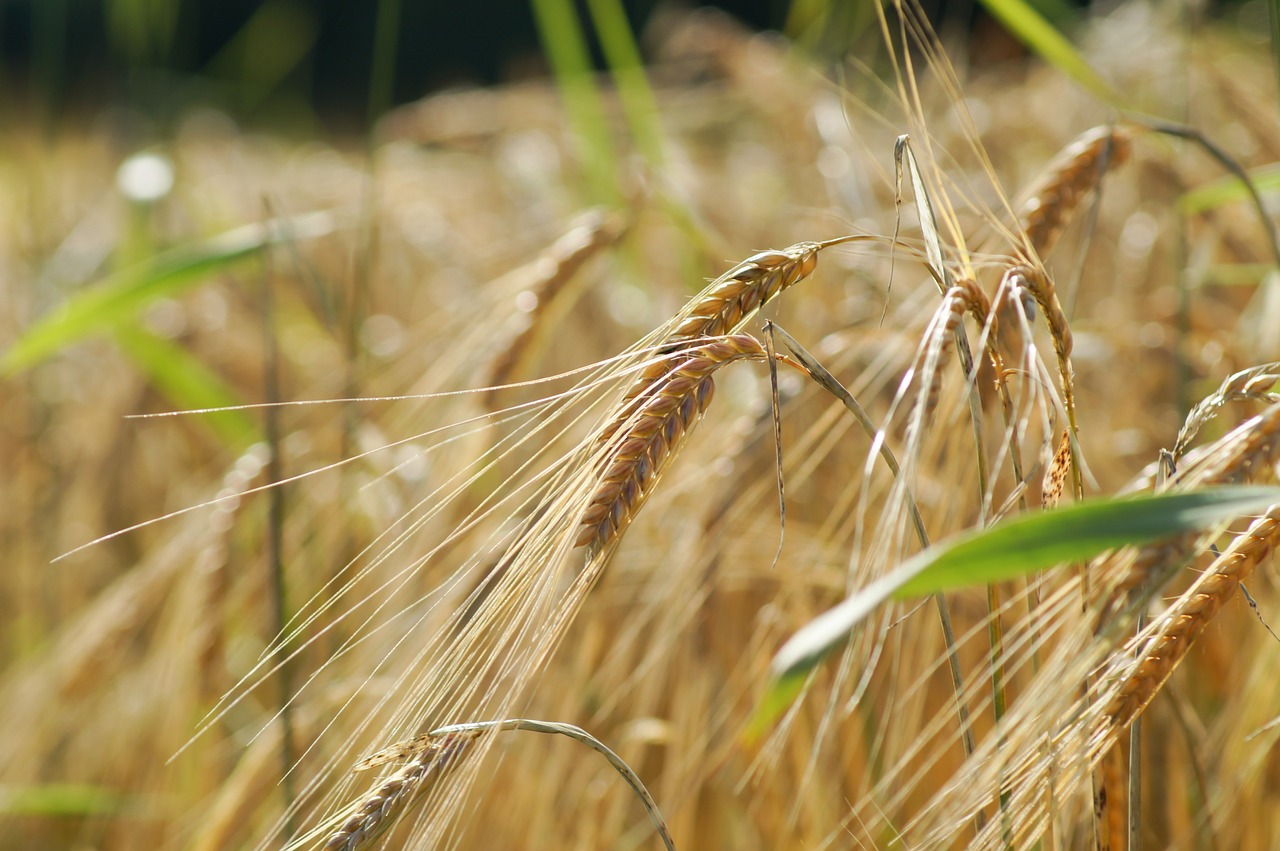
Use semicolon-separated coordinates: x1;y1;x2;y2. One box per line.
4;2;1280;849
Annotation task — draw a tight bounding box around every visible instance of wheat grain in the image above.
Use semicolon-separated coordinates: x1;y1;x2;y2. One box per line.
669;239;851;342
1173;362;1280;463
1106;504;1280;730
1019;125;1134;258
576;334;769;554
323;731;478;851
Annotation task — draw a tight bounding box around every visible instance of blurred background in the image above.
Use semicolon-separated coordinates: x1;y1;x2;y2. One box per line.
5;1;1280;849
0;0;1153;134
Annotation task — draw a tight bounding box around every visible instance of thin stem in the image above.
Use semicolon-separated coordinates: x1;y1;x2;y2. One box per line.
430;720;676;851
770;324;977;766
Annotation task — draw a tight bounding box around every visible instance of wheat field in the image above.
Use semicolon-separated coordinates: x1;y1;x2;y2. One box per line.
4;2;1280;850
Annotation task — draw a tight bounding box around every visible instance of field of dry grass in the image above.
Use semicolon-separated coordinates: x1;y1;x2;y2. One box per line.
4;2;1280;849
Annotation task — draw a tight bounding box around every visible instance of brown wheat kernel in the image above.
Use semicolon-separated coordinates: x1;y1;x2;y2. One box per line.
576;335;769;554
1019;125;1133;258
669;241;826;341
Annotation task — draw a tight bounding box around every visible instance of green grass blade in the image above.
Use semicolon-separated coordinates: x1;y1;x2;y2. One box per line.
112;328;261;450
2;212;334;375
1179;163;1280;214
584;0;664;167
0;783;129;816
530;0;621;205
751;487;1280;733
978;0;1123;107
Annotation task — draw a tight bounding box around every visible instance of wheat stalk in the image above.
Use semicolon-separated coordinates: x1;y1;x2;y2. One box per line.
576;334;770;554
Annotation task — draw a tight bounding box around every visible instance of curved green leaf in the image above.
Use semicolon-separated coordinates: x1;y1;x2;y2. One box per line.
751;487;1280;734
113;329;260;450
2;211;334;375
978;0;1123;107
0;783;129;816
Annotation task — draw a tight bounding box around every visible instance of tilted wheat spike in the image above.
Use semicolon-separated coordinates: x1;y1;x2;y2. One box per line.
1106;503;1280;731
1096;401;1280;624
1172;362;1280;463
668;241;828;341
1018;124;1134;258
575;334;770;555
323;731;479;851
596;242;834;440
576;238;859;554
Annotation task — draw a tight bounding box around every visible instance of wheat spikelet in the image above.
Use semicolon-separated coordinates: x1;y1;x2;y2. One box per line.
912;283;977;422
1173;362;1280;462
1008;264;1072;360
323;731;478;851
1097;401;1280;622
485;209;628;403
1019;125;1134;258
1106;504;1280;730
575;334;769;554
669;240;831;341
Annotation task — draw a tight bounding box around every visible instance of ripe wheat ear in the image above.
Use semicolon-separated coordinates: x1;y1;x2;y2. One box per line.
576;334;771;555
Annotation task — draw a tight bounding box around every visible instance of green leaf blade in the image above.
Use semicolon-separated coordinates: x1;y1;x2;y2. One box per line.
978;0;1124;107
113;329;261;450
0;783;129;817
751;487;1280;734
2;212;334;376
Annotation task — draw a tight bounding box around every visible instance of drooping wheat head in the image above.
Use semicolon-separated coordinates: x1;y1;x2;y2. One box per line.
576;334;771;555
323;731;479;851
1018;124;1135;259
1172;362;1280;463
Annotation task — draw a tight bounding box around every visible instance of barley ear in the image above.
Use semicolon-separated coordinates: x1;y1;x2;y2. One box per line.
1018;125;1134;259
323;732;478;851
576;335;769;556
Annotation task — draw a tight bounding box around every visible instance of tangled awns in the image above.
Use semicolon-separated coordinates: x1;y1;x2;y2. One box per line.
4;3;1280;850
